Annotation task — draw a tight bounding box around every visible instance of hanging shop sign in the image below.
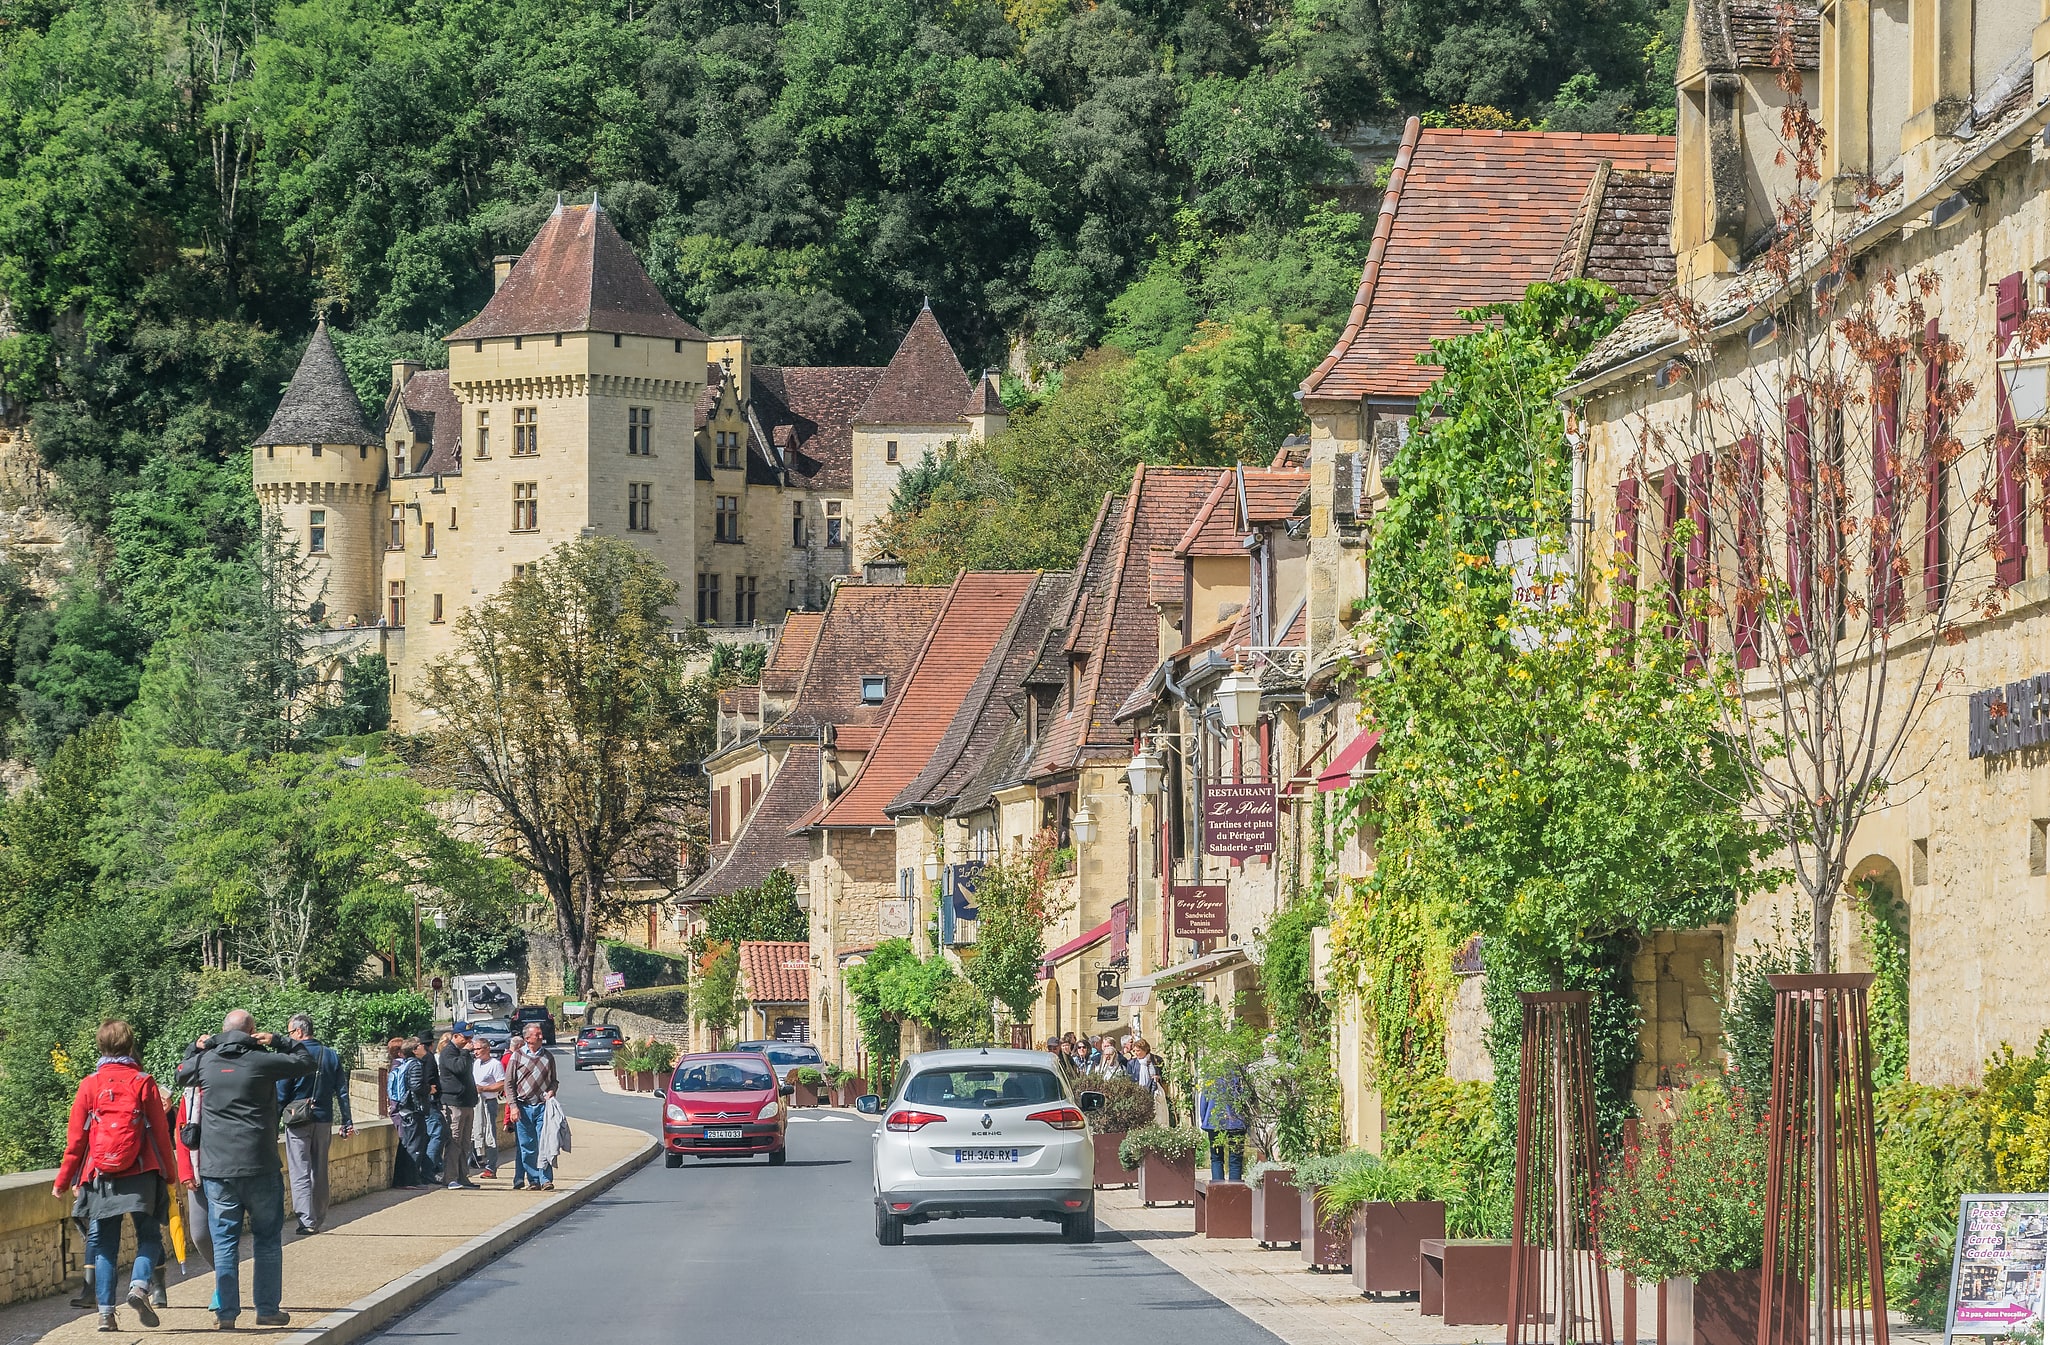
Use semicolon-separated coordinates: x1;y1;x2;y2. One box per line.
1202;783;1276;859
1170;884;1229;940
1945;1193;2050;1343
1969;676;2050;759
1494;536;1575;652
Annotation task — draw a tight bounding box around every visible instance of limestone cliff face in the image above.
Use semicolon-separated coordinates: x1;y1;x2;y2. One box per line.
0;428;87;596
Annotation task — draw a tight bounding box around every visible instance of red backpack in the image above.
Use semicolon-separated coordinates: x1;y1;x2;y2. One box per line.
85;1069;148;1177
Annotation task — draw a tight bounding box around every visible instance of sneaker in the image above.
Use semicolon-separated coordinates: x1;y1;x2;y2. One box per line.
446;1181;466;1190
254;1312;290;1327
127;1282;160;1327
294;1219;315;1236
97;1309;118;1332
214;1318;236;1331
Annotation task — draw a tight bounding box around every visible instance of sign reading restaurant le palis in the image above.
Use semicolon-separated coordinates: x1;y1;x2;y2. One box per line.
1170;885;1229;941
1202;782;1277;859
1969;675;2050;759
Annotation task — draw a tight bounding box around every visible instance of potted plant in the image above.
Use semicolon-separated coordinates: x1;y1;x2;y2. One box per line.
1245;1161;1302;1248
1291;1151;1370;1272
612;1039;639;1091
1598;1083;1769;1345
645;1040;677;1091
1314;1150;1447;1296
634;1039;662;1092
1119;1126;1199;1207
1087;1074;1156;1189
792;1065;826;1106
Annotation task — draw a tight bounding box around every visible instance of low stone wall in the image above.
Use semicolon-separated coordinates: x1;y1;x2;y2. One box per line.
0;1120;398;1308
587;1005;691;1046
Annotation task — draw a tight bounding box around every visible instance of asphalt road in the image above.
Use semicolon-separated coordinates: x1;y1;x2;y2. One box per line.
370;1050;1281;1345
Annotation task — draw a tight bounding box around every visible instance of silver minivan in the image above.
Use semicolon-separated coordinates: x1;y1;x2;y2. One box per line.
859;1048;1106;1245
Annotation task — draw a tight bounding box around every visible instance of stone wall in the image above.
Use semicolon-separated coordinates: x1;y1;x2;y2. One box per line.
0;1120;398;1308
589;1005;692;1046
1630;928;1726;1114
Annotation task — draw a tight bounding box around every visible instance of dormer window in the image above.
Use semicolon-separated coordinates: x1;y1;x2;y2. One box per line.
861;676;887;704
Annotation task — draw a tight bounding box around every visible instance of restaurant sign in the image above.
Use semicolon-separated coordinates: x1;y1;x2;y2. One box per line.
1970;675;2050;759
1170;884;1228;940
1202;782;1276;859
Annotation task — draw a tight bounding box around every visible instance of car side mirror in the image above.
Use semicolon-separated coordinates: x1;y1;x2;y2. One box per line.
855;1094;882;1115
1078;1091;1106;1114
780;1084;794;1097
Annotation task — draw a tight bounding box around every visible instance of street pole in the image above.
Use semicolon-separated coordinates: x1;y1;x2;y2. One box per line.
413;895;422;993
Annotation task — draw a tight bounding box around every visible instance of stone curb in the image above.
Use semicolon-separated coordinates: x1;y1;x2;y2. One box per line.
276;1133;659;1345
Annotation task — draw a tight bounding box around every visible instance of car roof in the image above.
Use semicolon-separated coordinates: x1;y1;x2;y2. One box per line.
676;1051;775;1061
735;1040;817;1051
902;1048;1057;1071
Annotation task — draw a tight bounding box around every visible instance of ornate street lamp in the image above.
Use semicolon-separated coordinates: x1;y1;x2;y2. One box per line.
1071;805;1099;846
1217;666;1262;730
1126;747;1163;796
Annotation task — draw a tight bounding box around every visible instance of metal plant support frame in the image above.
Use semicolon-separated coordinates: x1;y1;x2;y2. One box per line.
1759;973;1890;1345
1509;990;1615;1345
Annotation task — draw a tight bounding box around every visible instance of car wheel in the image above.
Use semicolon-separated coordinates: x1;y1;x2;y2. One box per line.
875;1206;904;1247
768;1147;788;1166
664;1153;682;1169
1061;1213;1096;1244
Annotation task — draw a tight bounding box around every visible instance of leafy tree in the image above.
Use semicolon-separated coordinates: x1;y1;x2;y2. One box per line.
0;716;123;953
415;538;713;994
961;836;1065;1030
697;868;806;949
12;583;145;759
692;940;744;1045
1118;310;1321;465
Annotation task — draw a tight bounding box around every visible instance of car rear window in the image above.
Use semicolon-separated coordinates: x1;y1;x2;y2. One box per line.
901;1068;1065;1109
763;1047;819;1067
671;1060;773;1093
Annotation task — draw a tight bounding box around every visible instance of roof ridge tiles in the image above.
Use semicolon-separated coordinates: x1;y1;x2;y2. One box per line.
855;306;974;426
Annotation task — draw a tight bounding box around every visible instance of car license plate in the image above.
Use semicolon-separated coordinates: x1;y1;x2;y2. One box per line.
954;1147;1019;1163
707;1128;744;1140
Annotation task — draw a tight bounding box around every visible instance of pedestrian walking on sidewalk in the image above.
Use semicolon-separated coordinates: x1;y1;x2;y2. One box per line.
176;1010;317;1330
471;1038;505;1178
437;1026;480;1189
390;1037;435;1187
422;1035;446;1177
278;1013;354;1235
507;1024;558;1190
54;1020;176;1333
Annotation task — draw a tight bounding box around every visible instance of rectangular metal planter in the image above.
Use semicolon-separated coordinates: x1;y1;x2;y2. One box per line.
1139;1152;1195;1207
1252;1168;1301;1248
1300;1186;1352;1270
1668;1268;1769;1345
1419;1237;1513;1326
1092;1132;1134;1188
1194;1177;1252;1239
1351;1199;1447;1297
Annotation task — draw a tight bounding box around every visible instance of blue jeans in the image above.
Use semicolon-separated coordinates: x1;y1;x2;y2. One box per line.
425;1104;447;1175
203;1173;285;1321
513;1101;551;1187
1207;1130;1246;1181
87;1211;160;1309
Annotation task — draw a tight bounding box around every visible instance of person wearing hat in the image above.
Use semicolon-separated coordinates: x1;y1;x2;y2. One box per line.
436;1026;479;1190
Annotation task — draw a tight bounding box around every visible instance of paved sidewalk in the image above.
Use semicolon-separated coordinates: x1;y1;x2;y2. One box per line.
0;1117;650;1345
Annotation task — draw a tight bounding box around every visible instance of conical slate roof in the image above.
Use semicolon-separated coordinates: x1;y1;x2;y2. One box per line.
254;319;376;447
448;200;707;344
855;304;972;425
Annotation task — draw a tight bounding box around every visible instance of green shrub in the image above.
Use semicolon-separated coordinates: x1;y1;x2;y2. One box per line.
644;1040;678;1075
593;987;689;1022
1084;1072;1158;1135
602;941;684;991
1118;1125;1200;1169
795;1066;825;1086
1597;1081;1767;1283
1317;1152;1429;1225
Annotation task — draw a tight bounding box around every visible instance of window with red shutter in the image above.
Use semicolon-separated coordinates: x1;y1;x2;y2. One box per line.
1924;318;1948;608
1996;272;2027;586
1736;435;1762;670
1787;396;1813;655
1660;468;1682;640
1873;358;1903;629
1686;453;1710;665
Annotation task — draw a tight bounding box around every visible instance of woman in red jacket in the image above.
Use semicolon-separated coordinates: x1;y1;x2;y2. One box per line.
53;1020;175;1333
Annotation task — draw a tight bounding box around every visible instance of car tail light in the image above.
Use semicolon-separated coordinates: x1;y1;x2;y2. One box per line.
885;1109;945;1132
1026;1107;1086;1130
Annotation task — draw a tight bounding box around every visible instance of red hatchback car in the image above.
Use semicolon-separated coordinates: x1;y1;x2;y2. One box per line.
661;1052;793;1166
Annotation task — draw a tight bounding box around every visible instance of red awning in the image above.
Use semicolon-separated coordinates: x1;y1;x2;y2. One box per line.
1315;730;1381;792
1037;917;1117;980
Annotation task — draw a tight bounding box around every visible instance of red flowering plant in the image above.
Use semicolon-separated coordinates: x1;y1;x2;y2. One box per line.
1597;1079;1768;1282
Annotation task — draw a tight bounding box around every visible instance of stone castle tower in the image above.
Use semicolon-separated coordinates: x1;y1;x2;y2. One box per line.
253;198;1007;731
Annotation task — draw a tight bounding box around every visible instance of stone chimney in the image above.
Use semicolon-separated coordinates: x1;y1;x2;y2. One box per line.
862;551;907;586
492;255;518;292
391;360;422;398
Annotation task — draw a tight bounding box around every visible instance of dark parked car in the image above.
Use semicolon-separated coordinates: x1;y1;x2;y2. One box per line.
468;1018;512;1055
511;1005;556;1046
733;1040;823;1084
574;1025;625;1070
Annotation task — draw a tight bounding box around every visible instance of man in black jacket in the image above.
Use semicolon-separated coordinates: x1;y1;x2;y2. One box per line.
392;1037;434;1188
436;1026;479;1189
176;1010;317;1330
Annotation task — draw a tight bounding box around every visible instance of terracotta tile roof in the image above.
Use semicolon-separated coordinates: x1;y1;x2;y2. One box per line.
1031;465;1221;777
762;612;825;700
767;584;950;737
1270;437;1309;468
855;305;973;426
891;571;1073;815
1277;599;1307;648
1175;472;1240;557
1300;124;1675;404
751;365;883;493
832;725;882;754
1551;164;1677;300
965;372;1004;417
1147;550;1183;606
448;203;706;343
815;572;1037;828
1239;468;1309;525
255;320;376;447
738;940;810;1004
685;744;820;901
389;370;463;476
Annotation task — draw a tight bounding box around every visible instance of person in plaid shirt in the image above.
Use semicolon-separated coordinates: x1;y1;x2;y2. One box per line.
506;1024;558;1189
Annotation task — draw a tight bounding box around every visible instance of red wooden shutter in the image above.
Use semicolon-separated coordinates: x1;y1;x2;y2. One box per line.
1924;318;1946;607
1786;396;1813;655
1996;271;2027;586
1615;475;1640;632
1873;358;1903;629
1686;452;1711;664
1660;468;1682;640
1736;435;1762;669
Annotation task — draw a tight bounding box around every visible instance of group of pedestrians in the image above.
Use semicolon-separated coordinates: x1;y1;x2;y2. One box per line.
50;1010;564;1332
1047;1032;1158;1090
388;1022;558;1192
